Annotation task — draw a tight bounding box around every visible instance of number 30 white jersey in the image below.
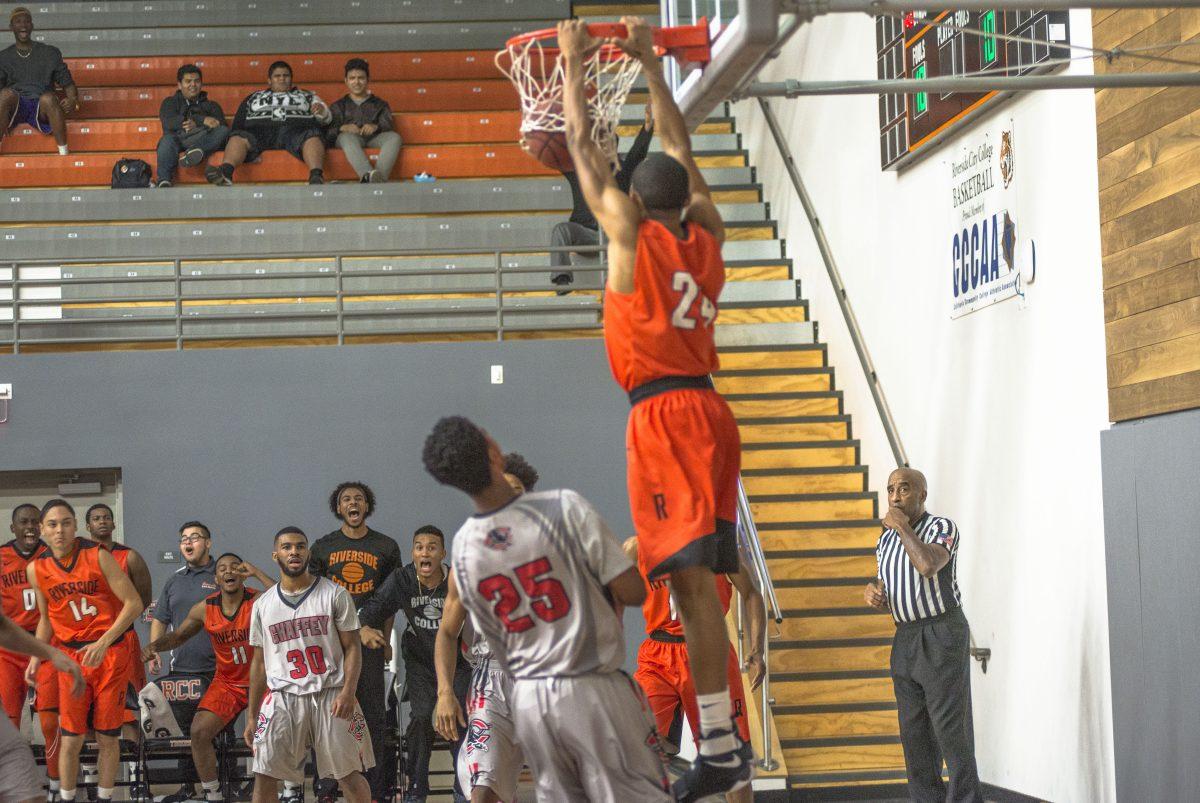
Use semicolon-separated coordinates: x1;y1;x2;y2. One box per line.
451;489;633;680
249;577;359;695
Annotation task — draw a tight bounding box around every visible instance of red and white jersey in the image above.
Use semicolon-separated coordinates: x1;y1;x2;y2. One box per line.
451;489;633;680
0;539;48;632
642;572;734;637
32;539;123;646
249;577;358;695
603;219;725;391
206;588;257;684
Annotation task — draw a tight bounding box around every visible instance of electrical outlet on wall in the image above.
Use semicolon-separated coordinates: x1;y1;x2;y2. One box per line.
491;365;504;384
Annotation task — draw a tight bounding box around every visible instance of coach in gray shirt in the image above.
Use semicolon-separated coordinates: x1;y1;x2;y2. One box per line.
149;521;218;675
865;467;982;803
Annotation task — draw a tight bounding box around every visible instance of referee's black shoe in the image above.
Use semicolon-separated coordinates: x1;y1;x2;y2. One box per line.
671;730;754;803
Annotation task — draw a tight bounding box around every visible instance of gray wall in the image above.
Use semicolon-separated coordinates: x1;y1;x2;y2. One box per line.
1102;407;1200;801
0;340;646;669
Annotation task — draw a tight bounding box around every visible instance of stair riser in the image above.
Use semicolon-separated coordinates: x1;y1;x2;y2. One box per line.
751;499;876;522
777;614;895;642
773;677;896;707
769;645;891;674
718;306;808;325
716;375;830;394
765;555;878;581
783;743;906;774
719;350;825;371
777;585;869;610
777;710;900;740
743;471;862;494
761;528;881;551
739;422;849;443
728;398;841;419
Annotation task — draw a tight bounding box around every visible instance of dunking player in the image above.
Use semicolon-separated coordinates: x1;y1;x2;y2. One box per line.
0;600;84;803
143;553;273;803
431;455;540;802
1;504;47;726
625;538;766;803
26;500;144;803
423;416;670;802
559;16;750;799
245;527;373;803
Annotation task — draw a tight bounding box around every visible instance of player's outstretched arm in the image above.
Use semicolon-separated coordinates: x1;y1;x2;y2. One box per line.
558;19;641;292
615;16;725;245
144;598;204;661
729;560;767;691
434;574;468;741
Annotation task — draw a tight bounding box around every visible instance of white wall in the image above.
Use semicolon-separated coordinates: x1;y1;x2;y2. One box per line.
733;11;1114;800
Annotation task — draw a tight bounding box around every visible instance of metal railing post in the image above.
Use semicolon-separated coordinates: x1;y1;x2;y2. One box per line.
173;259;183;350
10;262;19;354
756;96;909;467
495;249;504;342
335;255;345;346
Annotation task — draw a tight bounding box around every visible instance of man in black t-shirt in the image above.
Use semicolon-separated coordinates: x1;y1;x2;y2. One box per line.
309;482;402;802
360;526;471;803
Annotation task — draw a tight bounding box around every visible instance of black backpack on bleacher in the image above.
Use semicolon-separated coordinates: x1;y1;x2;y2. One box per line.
111;158;152;189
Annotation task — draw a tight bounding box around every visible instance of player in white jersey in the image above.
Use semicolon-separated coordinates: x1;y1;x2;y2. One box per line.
422;416;671;802
244;527;374;803
432;463;535;803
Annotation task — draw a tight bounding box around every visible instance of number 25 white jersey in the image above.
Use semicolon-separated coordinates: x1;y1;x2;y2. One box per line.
451;489;633;680
249;577;359;694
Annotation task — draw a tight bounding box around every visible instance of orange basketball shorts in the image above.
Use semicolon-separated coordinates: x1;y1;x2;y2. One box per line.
34;655;58;713
627;387;741;581
122;631;146;723
198;674;248;725
0;647;30;727
634;638;750;743
59;640;134;736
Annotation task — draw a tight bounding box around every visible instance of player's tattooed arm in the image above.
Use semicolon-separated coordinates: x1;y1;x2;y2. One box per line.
729;560;767;691
434;574;468;741
143;598;204;661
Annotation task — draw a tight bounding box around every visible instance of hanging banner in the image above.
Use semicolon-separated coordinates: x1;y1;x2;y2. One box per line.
948;119;1019;318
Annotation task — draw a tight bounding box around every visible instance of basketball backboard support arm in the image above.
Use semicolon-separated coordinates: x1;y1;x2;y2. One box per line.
742;70;1200;97
797;0;1200;10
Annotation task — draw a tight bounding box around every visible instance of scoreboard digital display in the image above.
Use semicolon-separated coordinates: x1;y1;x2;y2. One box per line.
876;9;1071;170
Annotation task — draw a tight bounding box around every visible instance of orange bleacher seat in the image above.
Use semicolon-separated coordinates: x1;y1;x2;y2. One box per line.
0;112;524;155
75;80;517;119
65;52;503;87
0;144;555;187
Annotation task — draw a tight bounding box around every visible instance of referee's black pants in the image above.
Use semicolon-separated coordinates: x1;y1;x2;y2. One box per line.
890;607;983;803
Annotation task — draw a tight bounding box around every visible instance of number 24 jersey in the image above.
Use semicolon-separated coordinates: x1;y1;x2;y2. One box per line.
451;489;633;680
249;577;359;695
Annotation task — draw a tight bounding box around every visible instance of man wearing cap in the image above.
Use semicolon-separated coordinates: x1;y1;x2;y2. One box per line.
0;7;77;155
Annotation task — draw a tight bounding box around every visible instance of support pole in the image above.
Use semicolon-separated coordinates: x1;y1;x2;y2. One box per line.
756;97;909;467
802;0;1200;12
745;70;1200;97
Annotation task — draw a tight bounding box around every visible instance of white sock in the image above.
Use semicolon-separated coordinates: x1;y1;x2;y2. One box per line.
696;689;737;757
203;780;222;800
48;781;60;793
81;764;97;781
59;790;76;802
97;787;113;801
57;145;69;155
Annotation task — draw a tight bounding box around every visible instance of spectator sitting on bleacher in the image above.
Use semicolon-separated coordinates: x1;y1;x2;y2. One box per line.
154;64;229;188
0;7;77;156
328;58;401;184
207;60;332;186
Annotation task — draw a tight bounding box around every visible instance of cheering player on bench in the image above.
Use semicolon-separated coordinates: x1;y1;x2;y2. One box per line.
0;604;84;803
26;500;144;803
559;16;749;800
143;553;274;803
245;528;374;803
1;504;47;727
423;416;671;801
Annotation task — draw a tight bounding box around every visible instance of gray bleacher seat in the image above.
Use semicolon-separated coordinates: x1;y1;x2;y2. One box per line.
29;0;570;30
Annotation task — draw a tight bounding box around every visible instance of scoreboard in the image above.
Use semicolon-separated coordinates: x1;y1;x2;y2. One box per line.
876;9;1071;170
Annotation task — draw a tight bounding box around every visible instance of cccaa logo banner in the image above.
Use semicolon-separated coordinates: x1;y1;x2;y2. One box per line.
948;119;1020;319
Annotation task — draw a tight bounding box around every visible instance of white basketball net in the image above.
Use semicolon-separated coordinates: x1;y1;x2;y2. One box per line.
496;36;645;164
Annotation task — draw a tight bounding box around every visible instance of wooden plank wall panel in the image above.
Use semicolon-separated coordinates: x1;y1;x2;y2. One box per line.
1096;8;1200;421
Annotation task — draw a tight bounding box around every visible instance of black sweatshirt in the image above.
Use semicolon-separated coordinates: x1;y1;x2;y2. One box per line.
359;562;468;671
158;90;226;137
565;124;654;230
308;528;402;608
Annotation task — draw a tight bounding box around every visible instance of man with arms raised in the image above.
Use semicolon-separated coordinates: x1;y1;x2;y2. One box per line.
245;527;373;803
0;596;84;803
144;553;272;803
26;500;143;803
423;415;670;801
559;17;748;800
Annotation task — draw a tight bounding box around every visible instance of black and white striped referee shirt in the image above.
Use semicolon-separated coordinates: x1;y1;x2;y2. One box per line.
875;512;962;624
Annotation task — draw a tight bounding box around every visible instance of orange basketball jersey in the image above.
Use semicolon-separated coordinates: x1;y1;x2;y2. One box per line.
205;588;256;684
643;572;734;637
105;542;131;573
604;219;725;392
33;540;122;645
0;539;48;632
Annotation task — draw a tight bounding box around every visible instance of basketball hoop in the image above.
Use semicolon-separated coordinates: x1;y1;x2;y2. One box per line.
496;22;710;163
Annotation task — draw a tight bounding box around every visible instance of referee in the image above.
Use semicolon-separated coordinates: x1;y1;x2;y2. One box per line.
864;468;983;802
